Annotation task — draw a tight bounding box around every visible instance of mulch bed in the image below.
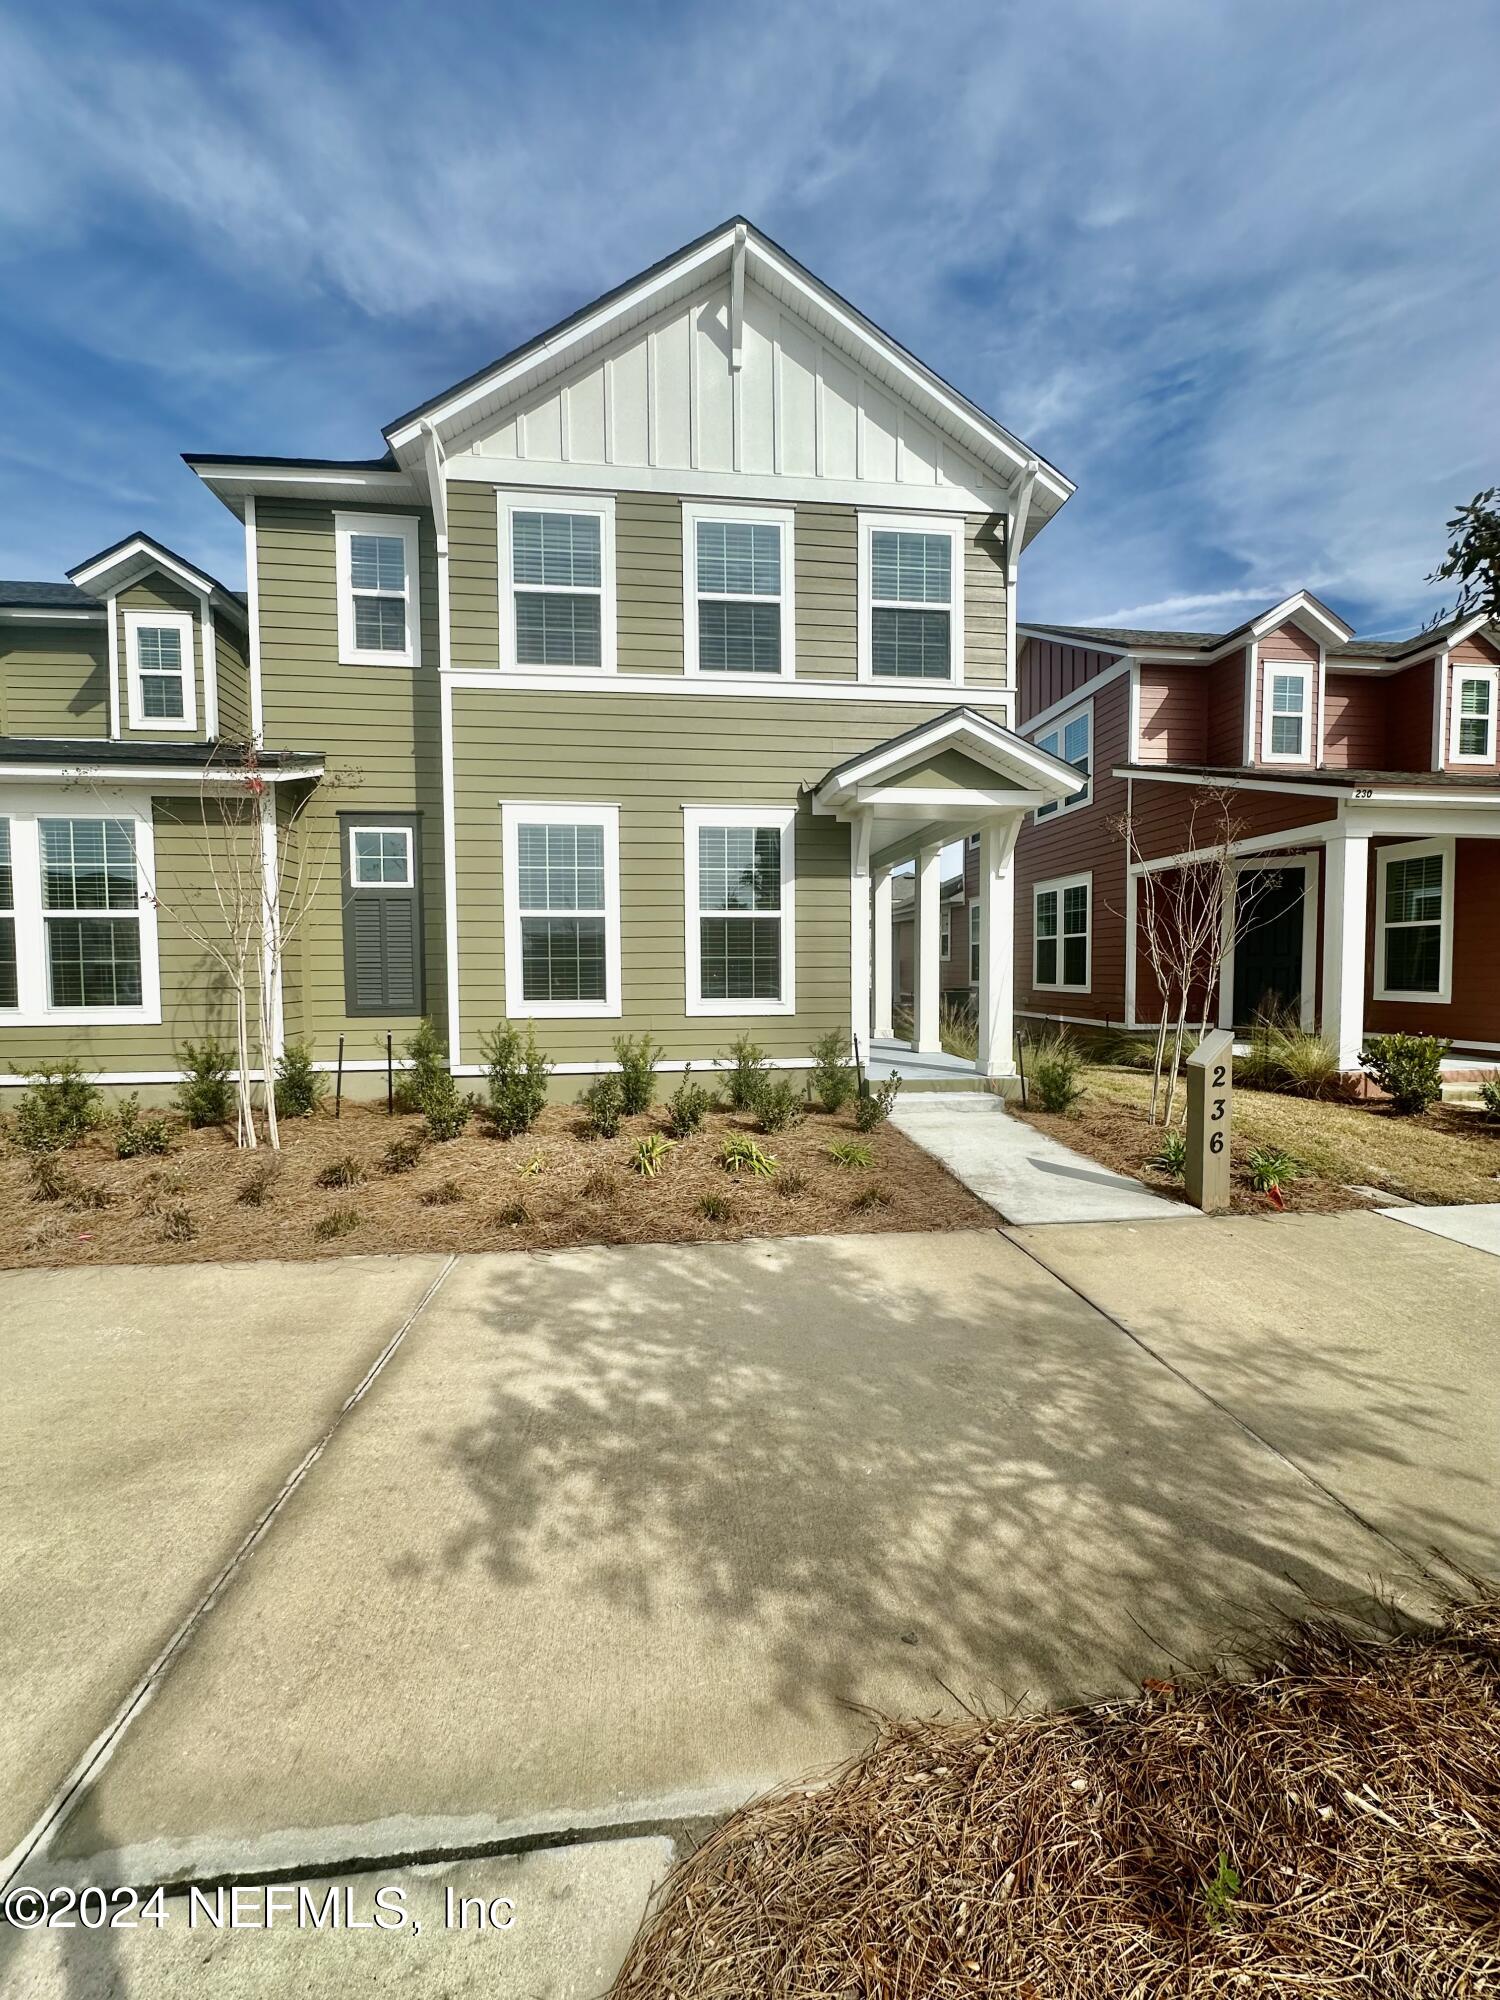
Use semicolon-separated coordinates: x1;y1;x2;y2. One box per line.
0;1100;998;1269
611;1579;1500;1998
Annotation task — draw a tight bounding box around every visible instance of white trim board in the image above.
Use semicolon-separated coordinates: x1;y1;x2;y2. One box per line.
442;667;1014;711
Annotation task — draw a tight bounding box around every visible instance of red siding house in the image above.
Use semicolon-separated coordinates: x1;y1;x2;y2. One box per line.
1012;593;1500;1069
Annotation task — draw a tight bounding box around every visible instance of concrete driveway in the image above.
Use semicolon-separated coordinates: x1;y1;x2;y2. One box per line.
2;1219;1493;1993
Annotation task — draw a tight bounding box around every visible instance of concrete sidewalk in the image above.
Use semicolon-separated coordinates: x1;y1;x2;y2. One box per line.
1379;1201;1500;1260
892;1090;1193;1224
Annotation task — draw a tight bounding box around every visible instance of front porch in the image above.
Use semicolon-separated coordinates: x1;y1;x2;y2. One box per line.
866;1037;1000;1092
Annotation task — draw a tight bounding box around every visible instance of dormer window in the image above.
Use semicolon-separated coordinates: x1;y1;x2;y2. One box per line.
1451;668;1497;762
1262;666;1311;761
336;513;421;667
124;611;195;731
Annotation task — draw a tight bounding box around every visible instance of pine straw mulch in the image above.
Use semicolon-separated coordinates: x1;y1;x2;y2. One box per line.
0;1099;998;1269
1014;1066;1500;1215
613;1581;1500;1999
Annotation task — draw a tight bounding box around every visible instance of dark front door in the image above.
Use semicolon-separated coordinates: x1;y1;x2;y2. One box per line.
1233;870;1305;1026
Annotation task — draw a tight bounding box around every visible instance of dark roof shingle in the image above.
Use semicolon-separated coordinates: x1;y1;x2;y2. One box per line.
0;581;102;611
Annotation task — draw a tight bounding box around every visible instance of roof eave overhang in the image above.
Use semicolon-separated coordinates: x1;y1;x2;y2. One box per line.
65;537;246;624
0;759;324;785
814;706;1083;814
186;459;420;521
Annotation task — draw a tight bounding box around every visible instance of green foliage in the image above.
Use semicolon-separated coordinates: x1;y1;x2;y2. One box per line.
720;1133;777;1176
312;1205;361;1242
399;1018;450;1114
719;1034;770;1111
517;1151;546;1177
938;998;978;1063
316;1154;363;1189
381;1133;426;1175
854;1075;901;1132
274;1042;326;1119
695;1192;732;1222
1202;1853;1241;1930
755;1077;804;1134
480;1021;552;1138
113;1093;172;1159
1029;1033;1085;1114
1428;486;1500;622
850;1184;892;1212
665;1066;714;1138
827;1139;873;1169
237;1159;279;1206
1150;1131;1188;1179
629;1132;675;1177
421;1081;473;1142
159;1206;196;1244
578;1074;624;1139
419;1179;462;1206
176;1039;236;1129
612;1033;662;1116
1236;1012;1342;1099
1481;1078;1500;1121
1247;1144;1301;1192
1093;1029;1159;1071
1361;1032;1449;1114
14;1063;103;1151
809;1030;857;1113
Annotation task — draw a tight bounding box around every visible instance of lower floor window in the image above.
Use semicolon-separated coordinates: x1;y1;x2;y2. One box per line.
502;804;620;1016
0;806;156;1022
0;821;16;1009
685;807;796;1014
1035;874;1089;990
969;903;980;985
1377;842;1449;999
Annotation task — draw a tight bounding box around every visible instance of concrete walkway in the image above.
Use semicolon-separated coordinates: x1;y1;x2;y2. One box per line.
1379;1202;1500;1260
892;1089;1194;1224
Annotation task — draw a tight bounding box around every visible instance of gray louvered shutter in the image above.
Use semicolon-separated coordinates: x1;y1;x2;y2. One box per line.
341;816;423;1015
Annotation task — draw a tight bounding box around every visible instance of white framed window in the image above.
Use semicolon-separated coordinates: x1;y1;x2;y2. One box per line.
681;502;795;677
0;797;161;1026
857;513;964;684
940;905;952;960
124;610;196;731
969;902;980;986
349;824;414;888
1261;663;1311;761
1450;666;1497;763
335;512;421;668
1375;838;1453;1003
498;492;616;673
683;805;796;1016
501;802;620;1017
1034;700;1091;820
1033;872;1090;992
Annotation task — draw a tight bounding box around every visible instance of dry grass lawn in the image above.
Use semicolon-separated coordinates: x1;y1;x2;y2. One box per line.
1018;1065;1500;1213
0;1097;997;1269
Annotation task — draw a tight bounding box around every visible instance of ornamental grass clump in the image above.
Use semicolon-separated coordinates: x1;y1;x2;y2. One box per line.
1237;1011;1342;1099
312;1205;360;1242
1029;1032;1085;1114
381;1133;426;1175
827;1139;873;1169
720;1133;776;1177
315;1153;363;1190
630;1132;674;1177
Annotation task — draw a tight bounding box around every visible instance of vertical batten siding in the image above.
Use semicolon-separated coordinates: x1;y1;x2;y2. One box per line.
114;574;205;741
1017;639;1117;724
449;688;973;1068
0;626;109;737
253;498;446;1055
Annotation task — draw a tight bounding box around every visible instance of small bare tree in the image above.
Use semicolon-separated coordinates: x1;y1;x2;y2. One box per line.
1113;788;1282;1124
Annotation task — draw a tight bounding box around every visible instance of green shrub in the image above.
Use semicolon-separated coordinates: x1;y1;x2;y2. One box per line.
399;1019;450;1114
316;1154;363;1189
237;1159;279;1206
1361;1032;1449;1115
274;1042;326;1119
381;1133;426;1174
1248;1144;1301;1192
1028;1033;1084;1114
578;1074;624;1139
114;1093;172;1159
827;1139;873;1169
311;1205;360;1242
419;1179;462;1206
1236;1012;1342;1099
720;1133;777;1176
160;1206;196;1243
176;1040;236;1129
809;1030;857;1113
696;1192;732;1222
1481;1078;1500;1122
422;1080;473;1142
720;1034;770;1111
854;1075;901;1132
629;1133;674;1177
665;1066;714;1138
480;1022;551;1138
14;1064;103;1151
1150;1131;1188;1179
613;1034;662;1116
755;1078;804;1134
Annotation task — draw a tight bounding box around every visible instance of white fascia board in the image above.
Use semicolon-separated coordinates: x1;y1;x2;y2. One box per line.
1247;591;1353;646
68;538;215;600
817;710;1071;801
0;761;323;784
0;606;105;624
1114;763;1500;809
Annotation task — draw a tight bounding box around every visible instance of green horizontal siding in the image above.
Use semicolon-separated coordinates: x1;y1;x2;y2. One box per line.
115;573;205;741
215;619;252;741
1;625;108;738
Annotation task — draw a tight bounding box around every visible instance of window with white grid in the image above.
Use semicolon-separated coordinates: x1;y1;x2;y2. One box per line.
500;495;616;672
336;513;420;666
859;515;964;682
1262;665;1311;760
502;804;620;1017
683;506;794;676
684;807;796;1015
1034;874;1090;991
1451;669;1497;762
124;610;195;730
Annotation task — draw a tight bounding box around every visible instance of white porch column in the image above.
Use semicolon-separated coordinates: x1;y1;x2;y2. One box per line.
1321;832;1369;1070
848;811;874;1061
976;817;1020;1078
913;840;944;1055
872;865;894;1040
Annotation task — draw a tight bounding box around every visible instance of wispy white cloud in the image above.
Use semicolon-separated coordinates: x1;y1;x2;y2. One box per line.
0;0;1495;631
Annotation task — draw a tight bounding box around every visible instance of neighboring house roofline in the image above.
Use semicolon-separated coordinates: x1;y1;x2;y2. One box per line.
1023;607;1498;667
1113;759;1500;798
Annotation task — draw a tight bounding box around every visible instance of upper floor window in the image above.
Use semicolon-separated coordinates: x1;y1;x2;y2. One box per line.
684;806;796;1016
1262;664;1311;761
336;513;421;668
124;610;195;731
1375;839;1451;1002
1451;667;1497;762
0;821;15;1010
1034;873;1090;992
501;802;620;1017
858;515;964;683
499;494;616;673
1034;703;1091;819
683;504;794;676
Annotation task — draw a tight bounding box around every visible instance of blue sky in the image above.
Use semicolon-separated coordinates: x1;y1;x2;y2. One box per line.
2;0;1496;638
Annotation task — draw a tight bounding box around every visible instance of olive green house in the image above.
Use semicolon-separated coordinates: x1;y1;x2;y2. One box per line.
1;220;1081;1098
